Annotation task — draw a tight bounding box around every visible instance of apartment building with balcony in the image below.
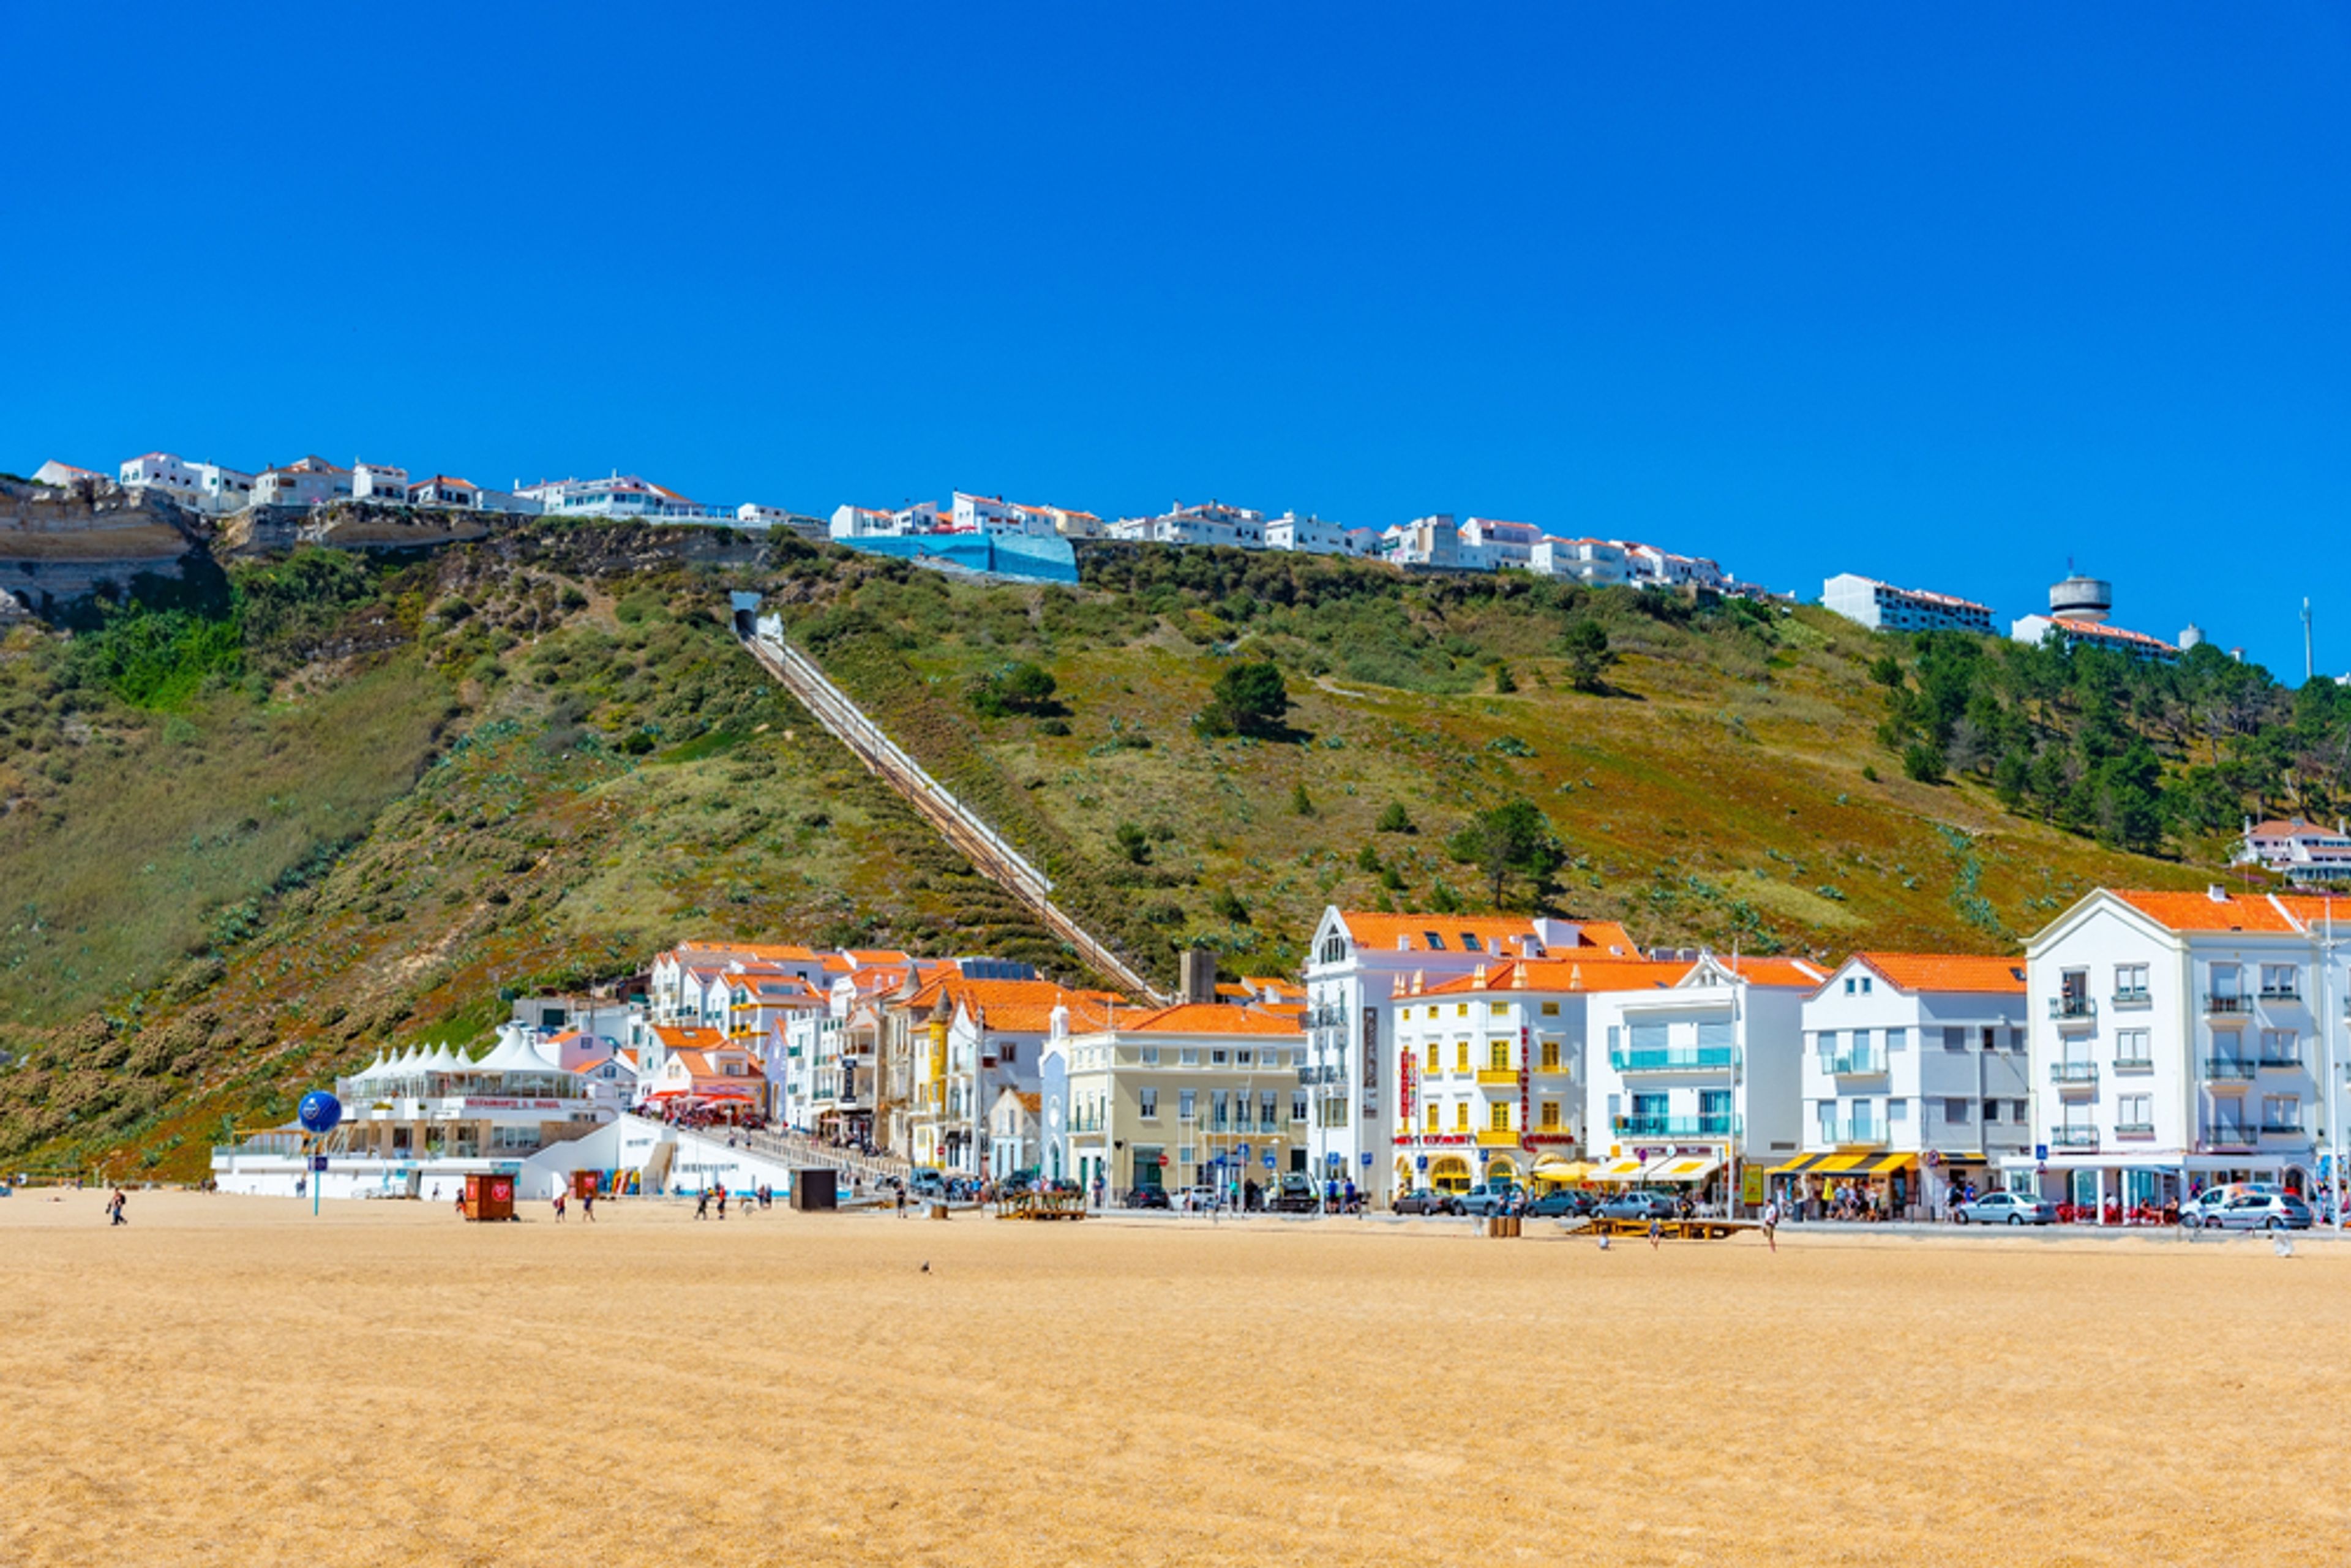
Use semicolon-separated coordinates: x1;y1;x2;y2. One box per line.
2021;888;2347;1214
1820;573;1997;636
1055;1002;1306;1199
1300;907;1643;1204
1387;955;1692;1196
1582;955;1826;1209
1780;953;2030;1217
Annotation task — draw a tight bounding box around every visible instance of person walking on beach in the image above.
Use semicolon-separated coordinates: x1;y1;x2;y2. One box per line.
1647;1212;1663;1250
580;1188;596;1221
1761;1197;1780;1253
695;1187;711;1220
107;1187;127;1226
716;1187;729;1220
552;1190;566;1223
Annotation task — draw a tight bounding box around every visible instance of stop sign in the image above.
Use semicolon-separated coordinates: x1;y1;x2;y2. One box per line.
1157;1154;1170;1168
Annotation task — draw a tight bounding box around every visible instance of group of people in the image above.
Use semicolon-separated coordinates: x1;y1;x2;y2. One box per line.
692;1182;774;1219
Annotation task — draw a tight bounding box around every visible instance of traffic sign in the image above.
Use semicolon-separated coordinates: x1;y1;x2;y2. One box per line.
1261;1153;1275;1169
1415;1154;1429;1171
2034;1143;2049;1161
1360;1152;1373;1168
1156;1154;1169;1168
1235;1142;1251;1158
310;1155;328;1173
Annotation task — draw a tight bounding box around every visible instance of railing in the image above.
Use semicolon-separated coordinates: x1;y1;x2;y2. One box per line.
1823;1051;1888;1076
2253;1051;2304;1069
2201;1059;2259;1082
2050;1061;2099;1087
2115;1121;2156;1138
2050;1127;2099;1149
2050;997;2096;1022
2112;1056;2154;1073
2205;994;2252;1016
1824;1120;1888;1147
1608;1046;1734;1073
1613;1114;1739;1138
2198;1126;2258;1152
2260;1118;2304;1135
1474;1068;1520;1086
2259;986;2301;1002
2111;988;2152;1010
1474;1130;1521;1148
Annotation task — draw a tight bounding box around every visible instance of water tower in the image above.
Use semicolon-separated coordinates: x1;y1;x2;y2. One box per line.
2049;574;2112;624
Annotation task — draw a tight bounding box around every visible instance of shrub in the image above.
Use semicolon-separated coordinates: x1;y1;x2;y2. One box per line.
1376;801;1416;834
1196;661;1291;738
1208;886;1250;923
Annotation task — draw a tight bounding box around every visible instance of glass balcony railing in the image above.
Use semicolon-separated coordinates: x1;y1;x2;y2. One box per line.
1608;1046;1735;1073
2050;1127;2099;1149
1612;1113;1739;1138
2199;1125;2258;1152
2252;1049;2304;1070
1823;1051;1888;1076
2110;988;2153;1010
2201;1059;2259;1082
2204;993;2252;1016
1823;1119;1888;1147
2050;996;2096;1022
2050;1061;2099;1087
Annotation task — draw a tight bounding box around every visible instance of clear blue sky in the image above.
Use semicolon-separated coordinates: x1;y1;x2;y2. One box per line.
7;4;2344;675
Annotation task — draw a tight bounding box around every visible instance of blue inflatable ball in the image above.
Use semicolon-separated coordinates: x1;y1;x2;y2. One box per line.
297;1090;343;1136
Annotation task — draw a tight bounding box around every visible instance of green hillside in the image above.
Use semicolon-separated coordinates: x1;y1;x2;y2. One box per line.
2;525;2322;1180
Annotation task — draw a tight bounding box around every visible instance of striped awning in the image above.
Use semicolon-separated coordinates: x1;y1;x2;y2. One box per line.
1587;1155;1651;1184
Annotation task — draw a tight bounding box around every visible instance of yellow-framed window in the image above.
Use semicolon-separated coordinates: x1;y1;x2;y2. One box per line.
1539;1100;1561;1128
1490;1101;1511;1131
1455;1040;1471;1072
1424;1103;1439;1132
1488;1039;1510;1071
1425;1043;1440;1073
1539;1038;1561;1071
1453;1101;1471;1130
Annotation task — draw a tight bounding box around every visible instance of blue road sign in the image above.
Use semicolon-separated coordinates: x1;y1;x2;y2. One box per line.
1415;1154;1429;1171
1262;1153;1276;1169
1235;1142;1251;1159
1361;1152;1373;1168
2034;1144;2049;1161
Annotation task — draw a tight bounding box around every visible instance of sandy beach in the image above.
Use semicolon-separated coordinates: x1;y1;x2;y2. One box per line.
4;1191;2347;1567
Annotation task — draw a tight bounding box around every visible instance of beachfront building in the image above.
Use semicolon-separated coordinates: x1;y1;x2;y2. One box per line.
1264;512;1357;555
212;1026;618;1200
1581;955;1826;1212
984;1087;1045;1180
253;456;353;508
1779;953;2030;1218
2019;888;2345;1214
1060;1002;1307;1200
904;977;1119;1176
1458;517;1540;570
1529;537;1630;585
1387;955;1692;1196
1302;908;1643;1204
2235;818;2351;887
1821;573;1997;636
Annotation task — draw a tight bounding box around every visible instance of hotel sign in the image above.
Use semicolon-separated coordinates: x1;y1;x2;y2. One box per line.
462;1098;565;1110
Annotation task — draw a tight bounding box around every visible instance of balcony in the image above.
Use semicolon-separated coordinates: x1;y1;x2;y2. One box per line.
2050;997;2097;1029
1823;1120;1888;1148
2050;1061;2099;1093
2110;988;2153;1011
1823;1051;1889;1077
1475;1068;1521;1087
2050;1127;2100;1149
1613;1114;1739;1139
2115;1121;2156;1139
2112;1055;2154;1074
2204;993;2252;1018
1475;1129;1521;1148
1608;1046;1734;1074
2253;1050;2304;1070
2201;1058;2258;1083
2258;986;2301;1004
2198;1125;2259;1153
2260;1117;2304;1136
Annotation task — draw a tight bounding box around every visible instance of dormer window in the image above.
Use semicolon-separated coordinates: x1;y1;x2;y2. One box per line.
1424;932;1447;951
1462;934;1482;953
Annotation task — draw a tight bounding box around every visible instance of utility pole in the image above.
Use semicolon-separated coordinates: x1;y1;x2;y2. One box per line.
2305;598;2315;685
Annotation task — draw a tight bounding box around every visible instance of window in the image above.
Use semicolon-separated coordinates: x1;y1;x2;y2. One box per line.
1539;1038;1561;1071
1979;1026;1997;1051
1425;1043;1439;1073
1259;1090;1277;1128
1982;1100;2001;1123
1139;1087;1159;1119
2260;964;2298;1000
1943;1097;1971;1123
1888;1097;1908;1121
1539;1100;1561;1128
1455;1041;1471;1072
1489;1002;1507;1016
1540;1002;1559;1017
1816;1030;1839;1058
1454;1102;1471;1130
1630;1022;1668;1051
1002;1041;1019;1064
1212;1090;1230;1131
1180;1048;1199;1065
1843;977;1856;995
1423;932;1446;950
2118;1094;2152;1132
1943;1027;1967;1052
2260;1029;2298;1066
1815;1101;1836;1139
1291;1092;1307;1122
1455;1004;1469;1018
2115;963;2149;1001
1861;975;1873;994
2007;1027;2025;1051
1885;1027;1907;1051
2115;1030;2151;1067
1139;1046;1158;1065
1607;1026;1621;1052
1489;1040;1510;1071
2263;1095;2300;1131
1236;1049;1253;1067
1179;1089;1196;1120
1421;1103;1437;1131
1462;934;1482;952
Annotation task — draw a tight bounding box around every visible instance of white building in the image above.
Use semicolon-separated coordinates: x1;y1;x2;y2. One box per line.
253;456;352;508
828;501;945;538
2021;888;2347;1215
522;475;718;521
1821;573;1997;636
2235;819;2351;887
407;475;481;508
950;492;1062;538
118;452;205;505
735;503;797;530
1530;537;1630;585
1265;512;1359;555
1622;542;1727;591
1387;513;1469;569
1060;1002;1307;1200
1783;953;2030;1217
1109;500;1269;549
2010;572;2178;663
1582;955;1826;1210
1459;517;1540;570
31;460;107;489
1301;908;1643;1204
352;462;410;502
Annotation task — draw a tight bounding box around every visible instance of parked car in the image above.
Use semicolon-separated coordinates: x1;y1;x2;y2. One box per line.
1455;1182;1522;1218
1174;1185;1220;1212
1393;1187;1457;1216
1267;1173;1320;1214
1952;1191;2057;1226
909;1166;947;1199
2208;1191;2312;1231
2181;1182;2281;1226
1526;1188;1597;1218
1596;1192;1679;1222
1122;1185;1171;1210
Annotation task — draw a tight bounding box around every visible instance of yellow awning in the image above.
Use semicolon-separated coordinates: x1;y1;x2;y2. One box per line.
1530;1158;1597;1184
1769;1152;1834;1176
1587;1155;1651;1183
1817;1152;1918;1177
1646;1154;1722;1184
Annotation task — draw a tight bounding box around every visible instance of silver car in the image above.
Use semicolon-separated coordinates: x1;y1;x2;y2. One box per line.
2207;1191;2313;1231
1952;1191;2056;1226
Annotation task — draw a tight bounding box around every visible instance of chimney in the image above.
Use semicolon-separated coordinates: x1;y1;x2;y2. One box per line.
1179;948;1218;1005
2208;885;2229;903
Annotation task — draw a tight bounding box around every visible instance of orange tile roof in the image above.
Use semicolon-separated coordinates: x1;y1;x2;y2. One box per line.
1848;953;2026;995
909;977;1127;1035
1711;956;1829;987
1335;912;1642;958
2113;889;2301;934
651;1025;725;1049
1095;1003;1303;1038
1415;958;1693;996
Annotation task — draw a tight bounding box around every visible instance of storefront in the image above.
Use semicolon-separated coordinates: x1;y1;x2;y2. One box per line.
1769;1151;1918;1218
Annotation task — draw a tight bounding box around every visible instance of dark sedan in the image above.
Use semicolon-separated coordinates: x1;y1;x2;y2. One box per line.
1596;1193;1679;1222
1393;1187;1458;1216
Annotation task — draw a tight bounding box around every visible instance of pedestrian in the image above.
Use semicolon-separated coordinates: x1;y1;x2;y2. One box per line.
695;1187;711;1220
896;1184;908;1219
107;1187;127;1226
1761;1196;1780;1253
553;1190;566;1223
295;1173;307;1200
717;1186;729;1220
581;1188;597;1222
1647;1212;1663;1250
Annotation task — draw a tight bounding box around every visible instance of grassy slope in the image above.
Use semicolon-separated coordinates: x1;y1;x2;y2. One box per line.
785;553;2212;981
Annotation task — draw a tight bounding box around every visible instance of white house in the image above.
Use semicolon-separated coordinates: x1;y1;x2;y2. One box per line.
1821;573;1997;636
1265;512;1358;555
522;475;718;521
407;475;479;508
2235;819;2351;887
353;462;411;502
828;500;944;538
1459;517;1540;570
2020;888;2347;1215
1784;953;2031;1217
2010;613;2179;664
1109;501;1269;549
1582;955;1826;1211
253;457;352;508
31;460;107;489
1388;513;1473;569
118;452;205;505
1530;538;1630;585
1302;908;1643;1204
1622;542;1727;591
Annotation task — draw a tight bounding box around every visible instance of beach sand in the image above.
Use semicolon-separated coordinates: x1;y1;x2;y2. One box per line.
4;1191;2346;1566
